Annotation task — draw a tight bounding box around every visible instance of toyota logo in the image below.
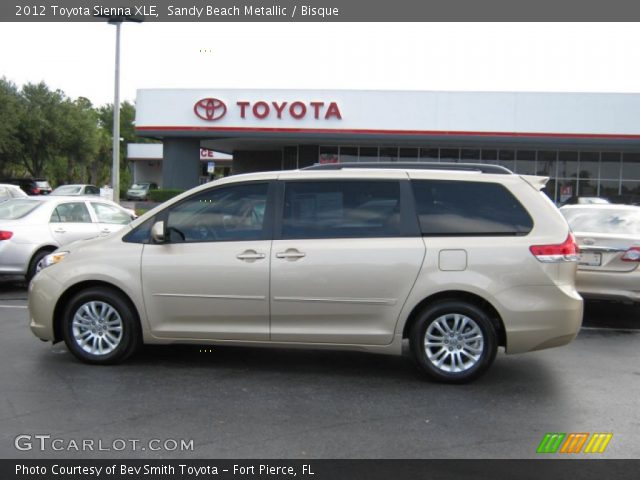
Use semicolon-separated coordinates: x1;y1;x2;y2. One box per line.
194;98;227;121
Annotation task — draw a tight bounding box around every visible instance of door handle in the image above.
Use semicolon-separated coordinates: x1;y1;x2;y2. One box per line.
236;250;266;261
101;228;111;233
54;228;66;234
275;249;306;260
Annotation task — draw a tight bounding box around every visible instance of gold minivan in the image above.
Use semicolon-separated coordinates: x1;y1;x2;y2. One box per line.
28;163;583;383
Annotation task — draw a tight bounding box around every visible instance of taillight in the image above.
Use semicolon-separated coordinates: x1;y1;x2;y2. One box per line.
530;233;579;263
0;231;13;241
32;187;40;194
621;247;640;262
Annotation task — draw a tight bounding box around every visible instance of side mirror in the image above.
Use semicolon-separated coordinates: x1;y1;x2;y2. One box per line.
151;220;166;244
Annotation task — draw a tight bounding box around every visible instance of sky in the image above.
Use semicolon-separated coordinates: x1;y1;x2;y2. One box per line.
1;22;640;107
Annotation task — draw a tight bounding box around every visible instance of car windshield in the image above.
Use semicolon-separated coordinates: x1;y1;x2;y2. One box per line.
562;208;640;235
131;184;149;190
0;199;43;219
52;185;82;195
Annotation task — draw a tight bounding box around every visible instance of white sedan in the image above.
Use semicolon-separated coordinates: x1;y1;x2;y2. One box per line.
0;196;135;281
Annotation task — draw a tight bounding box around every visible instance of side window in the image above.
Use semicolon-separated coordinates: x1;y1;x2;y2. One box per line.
86;186;100;195
165;182;269;243
50;202;92;223
411;180;534;236
0;187;8;201
91;202;132;225
281;180;402;239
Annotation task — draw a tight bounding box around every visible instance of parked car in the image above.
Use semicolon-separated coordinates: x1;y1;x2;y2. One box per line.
560;204;640;303
29;162;583;383
0;196;135;281
0;183;28;203
1;178;52;195
51;184;101;196
560;196;610;206
126;182;158;201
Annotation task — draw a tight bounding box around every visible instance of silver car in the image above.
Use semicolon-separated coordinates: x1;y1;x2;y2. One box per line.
0;196;134;281
561;204;640;303
0;184;28;203
51;184;101;196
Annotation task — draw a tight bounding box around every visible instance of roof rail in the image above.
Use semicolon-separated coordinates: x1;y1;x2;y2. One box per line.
303;162;513;175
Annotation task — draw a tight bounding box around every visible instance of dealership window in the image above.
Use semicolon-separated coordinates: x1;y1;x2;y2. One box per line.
537;151;557;177
481;149;498;162
461;149;480;161
558;179;578;203
578;179;597;196
599;180;620;199
283;146;298;170
622;181;640;197
319;146;339;164
558;151;578;178
399;148;419;162
515;150;536;175
622;153;640;179
359;147;379;162
497;150;515;171
281;180;402;239
380;147;398;162
411;180;533;236
579;152;600;180
440;148;459;161
340;146;359;163
601;152;621;179
420;148;439;161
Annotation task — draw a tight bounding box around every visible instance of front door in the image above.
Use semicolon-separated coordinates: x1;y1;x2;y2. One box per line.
49;201;99;244
141;182;273;341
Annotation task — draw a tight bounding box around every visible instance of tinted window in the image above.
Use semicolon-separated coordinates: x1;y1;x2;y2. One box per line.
86;186;100;195
282;181;402;239
165;182;268;243
50;202;92;223
411;180;533;236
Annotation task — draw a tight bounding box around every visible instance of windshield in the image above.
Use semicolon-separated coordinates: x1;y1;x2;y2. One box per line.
562;208;640;235
0;199;43;219
52;185;82;195
131;183;149;190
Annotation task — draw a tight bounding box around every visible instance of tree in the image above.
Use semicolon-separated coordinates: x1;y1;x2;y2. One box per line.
0;78;24;176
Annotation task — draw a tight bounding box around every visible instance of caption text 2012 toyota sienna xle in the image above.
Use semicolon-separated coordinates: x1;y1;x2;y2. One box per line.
28;163;583;383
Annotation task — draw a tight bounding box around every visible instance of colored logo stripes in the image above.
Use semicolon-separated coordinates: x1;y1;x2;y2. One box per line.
537;433;613;454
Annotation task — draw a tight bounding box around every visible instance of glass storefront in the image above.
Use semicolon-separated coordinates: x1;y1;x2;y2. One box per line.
316;145;640;203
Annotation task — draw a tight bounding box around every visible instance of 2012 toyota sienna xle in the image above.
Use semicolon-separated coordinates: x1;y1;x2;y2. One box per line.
28;163;583;383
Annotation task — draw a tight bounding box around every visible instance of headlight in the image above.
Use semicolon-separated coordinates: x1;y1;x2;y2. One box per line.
41;251;69;270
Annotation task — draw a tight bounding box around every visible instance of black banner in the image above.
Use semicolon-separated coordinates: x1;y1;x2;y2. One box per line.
4;460;640;480
4;0;640;22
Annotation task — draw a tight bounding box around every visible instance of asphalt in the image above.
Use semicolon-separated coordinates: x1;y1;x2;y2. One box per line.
0;275;638;459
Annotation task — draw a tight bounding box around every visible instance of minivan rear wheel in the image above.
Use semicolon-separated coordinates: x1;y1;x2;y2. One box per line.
410;300;497;383
61;288;140;364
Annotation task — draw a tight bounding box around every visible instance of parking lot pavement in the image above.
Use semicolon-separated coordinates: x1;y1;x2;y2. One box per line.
0;277;638;459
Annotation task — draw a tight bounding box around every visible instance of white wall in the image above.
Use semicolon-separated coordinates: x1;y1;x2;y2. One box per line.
131;161;163;187
135;89;640;136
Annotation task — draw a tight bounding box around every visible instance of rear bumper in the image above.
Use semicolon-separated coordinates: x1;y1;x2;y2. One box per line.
576;269;640;303
495;284;584;354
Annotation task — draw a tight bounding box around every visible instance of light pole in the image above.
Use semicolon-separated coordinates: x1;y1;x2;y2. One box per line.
94;14;143;202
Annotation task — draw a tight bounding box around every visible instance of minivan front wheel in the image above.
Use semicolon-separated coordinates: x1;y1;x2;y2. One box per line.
410;300;497;383
62;288;140;364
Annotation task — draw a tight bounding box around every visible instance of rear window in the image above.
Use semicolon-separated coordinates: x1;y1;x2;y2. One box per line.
0;199;43;219
562;208;640;235
411;180;533;236
35;181;50;188
53;185;82;195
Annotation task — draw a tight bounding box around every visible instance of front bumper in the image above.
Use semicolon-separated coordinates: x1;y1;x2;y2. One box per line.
28;268;63;342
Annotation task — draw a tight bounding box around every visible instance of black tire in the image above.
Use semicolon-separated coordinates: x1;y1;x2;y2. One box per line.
26;249;52;283
409;300;498;384
61;287;140;364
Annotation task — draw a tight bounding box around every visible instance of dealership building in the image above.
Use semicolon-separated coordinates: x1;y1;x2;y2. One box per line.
134;89;640;203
